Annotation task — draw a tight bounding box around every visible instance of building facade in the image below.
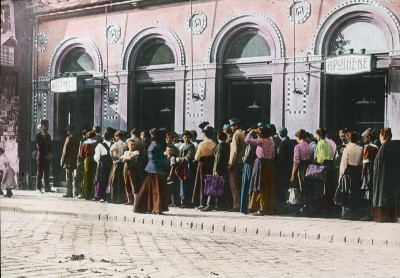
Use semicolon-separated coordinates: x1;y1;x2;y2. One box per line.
29;0;400;184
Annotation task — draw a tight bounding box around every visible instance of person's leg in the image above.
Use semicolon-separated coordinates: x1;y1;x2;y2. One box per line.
43;160;51;191
36;160;44;191
64;168;74;197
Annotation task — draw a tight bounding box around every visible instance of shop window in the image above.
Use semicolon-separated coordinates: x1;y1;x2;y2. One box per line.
330;22;388;55
224;32;271;62
137;41;175;67
60;48;95;74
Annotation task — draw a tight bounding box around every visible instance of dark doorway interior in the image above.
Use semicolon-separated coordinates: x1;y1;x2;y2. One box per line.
137;85;175;132
325;75;386;136
54;86;94;185
222;80;271;129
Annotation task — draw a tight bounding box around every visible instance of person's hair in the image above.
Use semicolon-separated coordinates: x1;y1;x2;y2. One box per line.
316;128;327;139
94;126;101;133
346;131;359;143
87;131;96;138
104;130;114;141
380;128;392;141
182;130;192;138
131;128;139;137
80;128;88;136
190;130;197;139
339;128;348;135
217;131;227;142
279;129;288;137
166;132;174;138
295;129;307;140
115;130;126;140
258;127;270;138
203;129;213;139
150;128;163;143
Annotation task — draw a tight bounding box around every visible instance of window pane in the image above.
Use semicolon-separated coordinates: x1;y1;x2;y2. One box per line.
331;22;388;54
60;49;95;73
138;42;175;67
224;33;270;60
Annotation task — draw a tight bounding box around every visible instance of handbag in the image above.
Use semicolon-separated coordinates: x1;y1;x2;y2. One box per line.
204;175;225;197
305;164;326;181
174;160;187;181
334;184;343;206
287;180;301;205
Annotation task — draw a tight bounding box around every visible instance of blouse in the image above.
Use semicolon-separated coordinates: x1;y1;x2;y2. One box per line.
293;141;313;164
244;131;275;160
339;142;363;179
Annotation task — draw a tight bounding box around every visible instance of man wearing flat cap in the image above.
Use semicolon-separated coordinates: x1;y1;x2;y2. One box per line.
228;118;246;211
60;125;80;197
35;119;53;193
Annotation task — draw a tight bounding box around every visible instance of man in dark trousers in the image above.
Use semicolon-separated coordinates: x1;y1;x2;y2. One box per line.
36;119;53;193
60;125;80;197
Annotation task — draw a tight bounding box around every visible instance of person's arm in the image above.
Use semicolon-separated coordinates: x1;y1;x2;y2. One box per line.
229;133;239;166
338;148;349;184
213;145;220;175
244;131;258;146
60;137;69;166
194;143;202;161
184;144;195;162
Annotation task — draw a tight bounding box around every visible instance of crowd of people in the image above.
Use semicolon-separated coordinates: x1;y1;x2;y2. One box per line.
28;118;400;222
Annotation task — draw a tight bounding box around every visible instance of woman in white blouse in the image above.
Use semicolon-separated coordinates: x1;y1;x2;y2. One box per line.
338;131;363;220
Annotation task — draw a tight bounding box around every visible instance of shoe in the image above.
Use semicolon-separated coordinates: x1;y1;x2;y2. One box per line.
200;206;214;212
63;194;73;198
36;189;41;194
196;205;204;210
374;217;384;223
123;200;134;205
179;204;191;209
78;195;84;199
45;188;55;193
359;215;373;221
40;188;45;194
228;206;240;212
99;199;105;203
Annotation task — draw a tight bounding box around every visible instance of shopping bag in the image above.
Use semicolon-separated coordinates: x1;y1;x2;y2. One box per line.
204;175;225;197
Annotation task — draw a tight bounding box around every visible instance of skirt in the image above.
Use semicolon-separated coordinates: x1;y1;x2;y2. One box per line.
134;173;169;214
371;206;398;222
81;156;96;199
249;159;275;214
108;162;125;203
192;156;214;207
240;163;252;214
340;165;362;212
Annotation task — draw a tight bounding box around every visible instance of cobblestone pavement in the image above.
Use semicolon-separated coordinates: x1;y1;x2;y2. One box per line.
2;209;400;278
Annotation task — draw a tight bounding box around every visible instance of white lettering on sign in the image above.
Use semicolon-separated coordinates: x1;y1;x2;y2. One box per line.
50;77;77;93
326;55;371;75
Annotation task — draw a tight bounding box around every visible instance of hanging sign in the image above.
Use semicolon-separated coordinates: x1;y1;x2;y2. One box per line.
326;55;372;75
51;77;77;93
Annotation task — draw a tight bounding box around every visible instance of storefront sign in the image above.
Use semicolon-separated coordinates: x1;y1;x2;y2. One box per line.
51;77;77;93
326;55;371;75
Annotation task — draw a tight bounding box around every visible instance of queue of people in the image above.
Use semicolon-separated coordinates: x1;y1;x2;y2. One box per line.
29;118;399;222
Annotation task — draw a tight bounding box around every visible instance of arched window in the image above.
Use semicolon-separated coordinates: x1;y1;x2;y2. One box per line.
60;48;95;74
330;22;388;55
224;32;271;62
137;40;175;67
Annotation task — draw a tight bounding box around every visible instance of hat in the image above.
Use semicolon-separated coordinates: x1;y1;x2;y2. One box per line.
257;122;265;129
361;128;372;138
41;119;49;126
278;126;287;133
66;124;74;131
126;138;135;143
202;126;214;132
229;118;241;126
266;124;272;129
223;124;230;129
198;121;210;130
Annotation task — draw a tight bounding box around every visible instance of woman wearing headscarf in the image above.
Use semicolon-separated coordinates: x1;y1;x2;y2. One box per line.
370;128;399;222
80;131;97;200
192;125;216;209
134;128;169;214
338;131;363;219
246;126;275;215
108;130;127;203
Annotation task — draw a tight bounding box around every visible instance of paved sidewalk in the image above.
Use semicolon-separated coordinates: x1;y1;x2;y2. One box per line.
1;190;399;247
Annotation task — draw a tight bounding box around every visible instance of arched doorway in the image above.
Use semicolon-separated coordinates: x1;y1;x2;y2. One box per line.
210;15;284;129
313;3;400;136
123;27;185;133
221;31;272;129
